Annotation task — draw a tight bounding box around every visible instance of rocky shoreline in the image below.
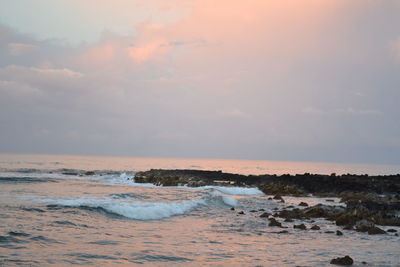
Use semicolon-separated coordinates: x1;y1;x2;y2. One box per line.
134;169;400;265
134;169;400;230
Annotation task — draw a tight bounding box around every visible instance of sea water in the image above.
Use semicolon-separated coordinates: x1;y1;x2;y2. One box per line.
0;153;399;266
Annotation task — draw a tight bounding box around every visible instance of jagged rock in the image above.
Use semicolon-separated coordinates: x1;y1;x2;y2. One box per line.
299;202;309;207
336;230;343;236
260;212;270;218
268;218;282;227
330;255;354;265
355;220;386;235
311;225;320;230
294;224;307;230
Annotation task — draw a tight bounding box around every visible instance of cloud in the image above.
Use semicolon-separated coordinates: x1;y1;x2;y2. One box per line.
0;1;400;164
8;43;37;56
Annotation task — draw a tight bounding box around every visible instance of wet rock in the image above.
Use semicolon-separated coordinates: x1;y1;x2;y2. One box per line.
249;210;257;213
336;230;343;236
362;261;367;265
277;230;289;234
387;229;397;232
355;220;386;235
311;225;320;230
238;211;245;215
299;202;309;207
260;212;270;218
367;226;386;235
294;224;307;230
84;171;95;176
268;218;282;227
230;207;235;211
330;255;354;265
284;218;294;222
258;208;265;212
325;231;335;234
268;197;273;200
273;194;283;200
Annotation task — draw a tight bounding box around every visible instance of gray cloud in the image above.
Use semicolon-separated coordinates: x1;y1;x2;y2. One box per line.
0;1;400;164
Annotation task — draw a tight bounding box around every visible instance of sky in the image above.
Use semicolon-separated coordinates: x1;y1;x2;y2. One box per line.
0;0;400;164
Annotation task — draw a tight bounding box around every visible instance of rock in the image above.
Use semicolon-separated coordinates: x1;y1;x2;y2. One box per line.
325;231;335;234
335;213;358;227
260;212;270;218
249;210;257;213
387;229;397;232
294;224;307;230
284;218;294;222
362;261;367;265
230;207;235;211
268;218;282;227
367;226;386;235
311;225;320;230
268;197;273;200
299;202;309;207
277;230;289;234
330;255;354;265
258;208;265;211
336;230;343;236
238;211;245;215
84;171;95;176
326;199;335;202
355;220;386;235
273;194;283;200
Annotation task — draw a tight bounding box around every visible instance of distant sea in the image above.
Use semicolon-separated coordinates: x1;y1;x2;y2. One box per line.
1;152;400;175
1;153;399;266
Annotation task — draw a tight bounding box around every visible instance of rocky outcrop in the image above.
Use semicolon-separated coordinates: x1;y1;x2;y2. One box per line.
134;169;400;196
330;255;354;265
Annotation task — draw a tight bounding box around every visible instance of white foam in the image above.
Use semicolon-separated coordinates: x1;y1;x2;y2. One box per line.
199;186;263;196
36;196;207;220
221;196;238;207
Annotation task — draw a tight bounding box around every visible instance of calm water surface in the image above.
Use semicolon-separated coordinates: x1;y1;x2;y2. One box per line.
0;153;399;266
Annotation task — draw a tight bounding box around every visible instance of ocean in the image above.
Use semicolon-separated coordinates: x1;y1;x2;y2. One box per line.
0;153;399;266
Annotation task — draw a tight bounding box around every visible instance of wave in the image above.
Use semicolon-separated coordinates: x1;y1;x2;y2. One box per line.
37;196;207;220
32;191;238;220
198;186;263;196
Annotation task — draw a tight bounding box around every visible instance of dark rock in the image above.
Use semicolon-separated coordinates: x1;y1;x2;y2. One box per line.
311;225;320;230
230;207;235;211
330;255;354;265
258;208;265;211
273;194;283;200
325;231;335;234
362;262;367;265
284;218;294;222
367;226;386;235
249;210;257;213
238;211;245;215
268;218;282;227
84;171;95;176
277;230;289;234
260;212;270;218
299;202;309;207
387;229;397;232
268;197;273;200
336;230;343;236
294;224;307;230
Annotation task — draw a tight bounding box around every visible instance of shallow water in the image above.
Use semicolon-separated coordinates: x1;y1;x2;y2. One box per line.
0;153;399;266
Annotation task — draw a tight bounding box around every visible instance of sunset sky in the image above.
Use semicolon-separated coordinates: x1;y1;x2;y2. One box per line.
0;0;399;163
